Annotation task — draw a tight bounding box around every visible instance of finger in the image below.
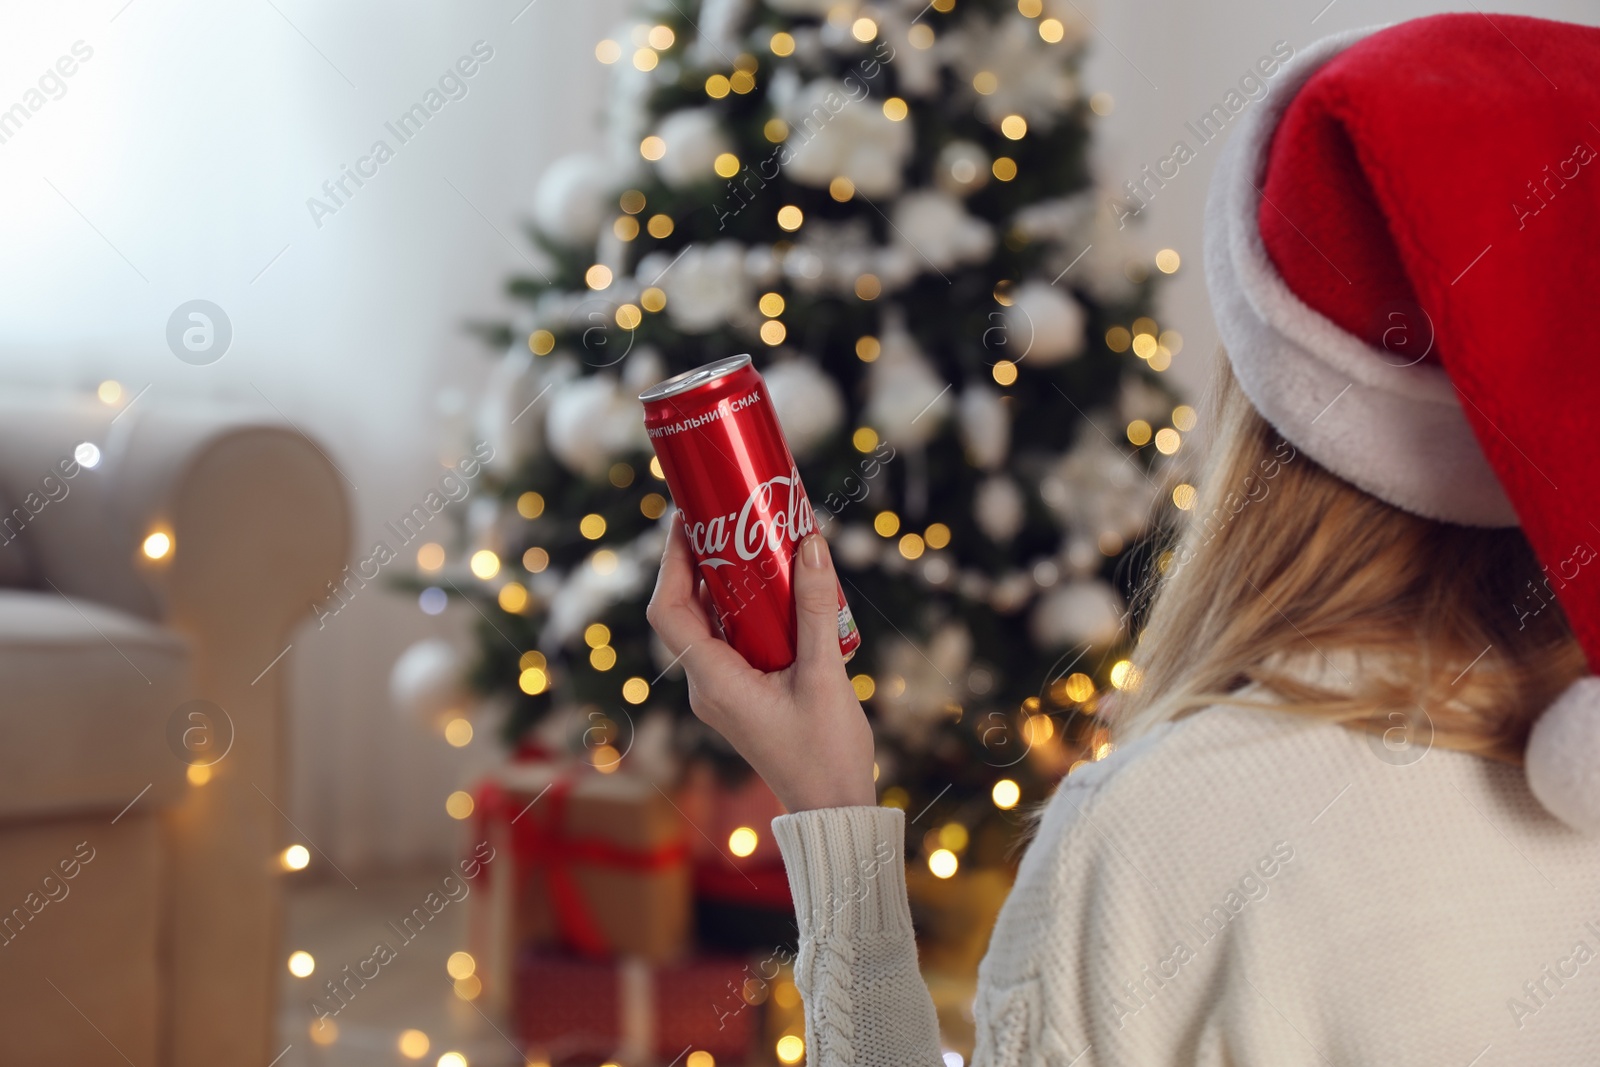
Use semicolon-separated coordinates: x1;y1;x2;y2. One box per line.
647;518;715;659
792;533;846;678
696;578;722;637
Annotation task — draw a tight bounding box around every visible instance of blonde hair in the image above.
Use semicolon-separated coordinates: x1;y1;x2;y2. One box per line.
1112;357;1585;762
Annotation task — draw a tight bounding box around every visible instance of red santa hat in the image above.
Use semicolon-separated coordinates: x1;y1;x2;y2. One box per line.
1204;13;1600;831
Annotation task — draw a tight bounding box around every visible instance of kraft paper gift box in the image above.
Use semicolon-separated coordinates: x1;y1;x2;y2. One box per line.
469;759;692;1013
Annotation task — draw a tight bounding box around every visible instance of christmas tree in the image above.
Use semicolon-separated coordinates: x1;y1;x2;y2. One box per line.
448;0;1186;871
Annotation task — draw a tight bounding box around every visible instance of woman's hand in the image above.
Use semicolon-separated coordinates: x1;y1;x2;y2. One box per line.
646;514;876;813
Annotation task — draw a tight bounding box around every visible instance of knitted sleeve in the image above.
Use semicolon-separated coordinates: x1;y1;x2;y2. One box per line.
770;806;947;1067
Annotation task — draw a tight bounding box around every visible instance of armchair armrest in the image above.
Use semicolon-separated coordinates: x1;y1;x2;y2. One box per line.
0;391;351;1067
0;394;350;634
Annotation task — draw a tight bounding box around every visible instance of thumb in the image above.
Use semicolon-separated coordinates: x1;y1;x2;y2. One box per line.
793;533;845;673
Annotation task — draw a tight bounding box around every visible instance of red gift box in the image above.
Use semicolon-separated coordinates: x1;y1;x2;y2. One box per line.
674;761;788;866
515;949;761;1065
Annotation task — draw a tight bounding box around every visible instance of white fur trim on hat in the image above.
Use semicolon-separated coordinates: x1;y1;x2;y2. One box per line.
1525;677;1600;833
1202;27;1518;528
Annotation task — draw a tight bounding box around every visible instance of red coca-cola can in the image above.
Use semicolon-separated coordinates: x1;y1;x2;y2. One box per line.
640;354;860;672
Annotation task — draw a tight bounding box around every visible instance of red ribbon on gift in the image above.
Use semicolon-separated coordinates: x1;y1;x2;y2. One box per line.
474;767;688;959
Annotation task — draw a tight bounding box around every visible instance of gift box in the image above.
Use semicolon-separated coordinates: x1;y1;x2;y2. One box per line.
674;762;797;953
692;860;796;954
674;761;787;866
515;948;761;1065
471;760;692;1011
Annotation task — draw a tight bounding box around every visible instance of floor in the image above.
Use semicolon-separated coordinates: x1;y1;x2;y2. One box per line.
275;870;978;1067
275;871;521;1067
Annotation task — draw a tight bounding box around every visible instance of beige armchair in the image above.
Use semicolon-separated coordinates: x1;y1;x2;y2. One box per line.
0;392;349;1066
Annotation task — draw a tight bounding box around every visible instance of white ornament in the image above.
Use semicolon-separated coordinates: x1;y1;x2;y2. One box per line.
835;525;880;568
545;374;649;478
389;639;466;721
782;80;912;197
477;347;545;475
1013;192;1095;245
891;190;995;273
691;0;753;65
744;245;782;287
1004;281;1086;366
653;108;733;189
874;625;970;745
786;219;876;295
533;155;613;246
876;9;940;97
942;14;1077;128
643;242;751;333
467;496;509;552
863;316;952;448
1045;431;1159;547
543;537;652;647
957;383;1010;469
604;62;654;181
975;475;1026;543
990;571;1036;613
620;346;666;396
1030;580;1126;648
764;359;845;458
936;141;991;196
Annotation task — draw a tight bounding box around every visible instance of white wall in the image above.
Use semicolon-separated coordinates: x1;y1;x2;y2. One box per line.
0;0;627;871
1079;0;1600;401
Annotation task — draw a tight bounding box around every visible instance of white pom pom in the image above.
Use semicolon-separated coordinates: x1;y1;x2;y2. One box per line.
533;154;612;246
1525;676;1600;833
653;109;733;189
764;359;844;458
390;639;466;721
1005;281;1086;366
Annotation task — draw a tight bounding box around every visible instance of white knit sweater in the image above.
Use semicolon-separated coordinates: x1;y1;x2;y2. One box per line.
771;701;1600;1065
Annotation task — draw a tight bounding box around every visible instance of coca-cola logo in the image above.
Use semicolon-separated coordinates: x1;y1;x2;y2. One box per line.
683;464;817;569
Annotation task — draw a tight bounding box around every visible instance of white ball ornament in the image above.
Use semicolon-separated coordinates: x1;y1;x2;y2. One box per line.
957;383;1010;469
477;348;546;475
863;316;952;449
936;141;991;196
835;525;880;568
764;359;845;458
1030;580;1127;648
390;639;467;721
782;80;912;197
891;190;995;272
545;374;648;478
651;242;751;333
1004;281;1086;366
975;475;1026;543
653;109;733;189
533;154;612;246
